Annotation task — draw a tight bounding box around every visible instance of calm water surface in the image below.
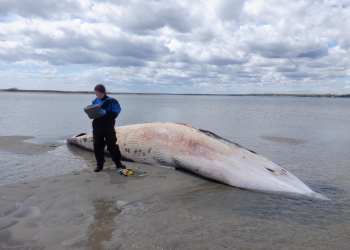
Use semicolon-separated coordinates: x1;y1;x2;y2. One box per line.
0;92;349;248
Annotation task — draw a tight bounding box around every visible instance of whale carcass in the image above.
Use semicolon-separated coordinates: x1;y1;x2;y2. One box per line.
67;122;327;199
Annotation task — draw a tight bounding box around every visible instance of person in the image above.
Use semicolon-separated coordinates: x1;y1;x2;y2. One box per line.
91;84;126;172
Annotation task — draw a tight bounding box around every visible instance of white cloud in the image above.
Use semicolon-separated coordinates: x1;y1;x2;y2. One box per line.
0;0;349;93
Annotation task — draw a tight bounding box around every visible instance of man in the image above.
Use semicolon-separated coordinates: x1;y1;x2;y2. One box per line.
92;84;126;172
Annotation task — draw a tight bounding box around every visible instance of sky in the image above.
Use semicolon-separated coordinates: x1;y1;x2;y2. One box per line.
0;0;349;94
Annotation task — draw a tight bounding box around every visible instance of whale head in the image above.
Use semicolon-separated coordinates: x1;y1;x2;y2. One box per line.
221;152;329;200
67;133;92;150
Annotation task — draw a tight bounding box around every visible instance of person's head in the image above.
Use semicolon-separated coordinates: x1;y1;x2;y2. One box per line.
94;84;106;99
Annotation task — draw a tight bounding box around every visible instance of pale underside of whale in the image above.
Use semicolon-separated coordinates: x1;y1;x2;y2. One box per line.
67;122;327;200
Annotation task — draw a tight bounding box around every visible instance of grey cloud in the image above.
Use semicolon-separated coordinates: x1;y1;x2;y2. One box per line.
165;47;248;66
283;71;316;80
44;49;146;67
297;47;328;59
100;36;169;60
247;40;330;61
16;24;169;66
115;2;195;33
204;56;247;66
40;48;106;66
0;0;195;34
27;28;92;50
0;0;83;18
275;65;298;73
214;0;245;21
247;41;294;59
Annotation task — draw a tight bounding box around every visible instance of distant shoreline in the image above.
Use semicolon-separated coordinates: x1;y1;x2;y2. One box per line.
1;88;349;98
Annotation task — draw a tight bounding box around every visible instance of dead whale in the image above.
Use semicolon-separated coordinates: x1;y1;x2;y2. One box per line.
67;122;327;200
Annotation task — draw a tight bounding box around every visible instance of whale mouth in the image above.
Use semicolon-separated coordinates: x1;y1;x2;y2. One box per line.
67;133;87;145
75;133;87;137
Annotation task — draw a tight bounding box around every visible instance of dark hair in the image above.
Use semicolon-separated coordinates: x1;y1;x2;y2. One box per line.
94;84;106;93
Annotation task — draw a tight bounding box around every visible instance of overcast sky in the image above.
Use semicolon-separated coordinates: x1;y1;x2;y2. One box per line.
0;0;349;94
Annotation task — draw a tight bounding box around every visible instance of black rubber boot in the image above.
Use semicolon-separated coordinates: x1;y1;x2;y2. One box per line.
94;165;104;172
116;163;126;170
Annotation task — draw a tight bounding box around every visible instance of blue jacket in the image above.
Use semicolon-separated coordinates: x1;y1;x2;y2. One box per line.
92;95;121;128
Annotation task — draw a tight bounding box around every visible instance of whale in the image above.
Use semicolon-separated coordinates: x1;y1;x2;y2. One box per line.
67;122;327;200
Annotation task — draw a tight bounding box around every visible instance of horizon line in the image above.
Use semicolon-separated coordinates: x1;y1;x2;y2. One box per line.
1;88;350;97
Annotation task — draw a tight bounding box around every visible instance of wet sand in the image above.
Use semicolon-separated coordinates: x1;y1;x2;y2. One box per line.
1;163;349;250
0;162;224;250
260;135;306;145
0;136;57;155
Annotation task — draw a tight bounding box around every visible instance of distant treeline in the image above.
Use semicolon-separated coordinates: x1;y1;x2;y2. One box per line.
1;88;349;98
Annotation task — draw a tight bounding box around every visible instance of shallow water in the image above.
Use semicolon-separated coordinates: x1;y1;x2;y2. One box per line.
0;92;350;248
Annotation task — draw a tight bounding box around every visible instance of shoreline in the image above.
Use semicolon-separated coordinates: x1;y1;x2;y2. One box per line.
1;88;349;98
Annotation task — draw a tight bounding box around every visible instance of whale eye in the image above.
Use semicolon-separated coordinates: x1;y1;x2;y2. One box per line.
266;168;275;173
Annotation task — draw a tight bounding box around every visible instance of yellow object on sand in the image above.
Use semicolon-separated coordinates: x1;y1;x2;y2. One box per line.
119;168;134;176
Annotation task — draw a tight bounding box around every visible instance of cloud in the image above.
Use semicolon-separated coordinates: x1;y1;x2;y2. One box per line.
0;0;85;18
0;18;169;66
0;0;349;93
111;1;195;33
213;0;245;21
